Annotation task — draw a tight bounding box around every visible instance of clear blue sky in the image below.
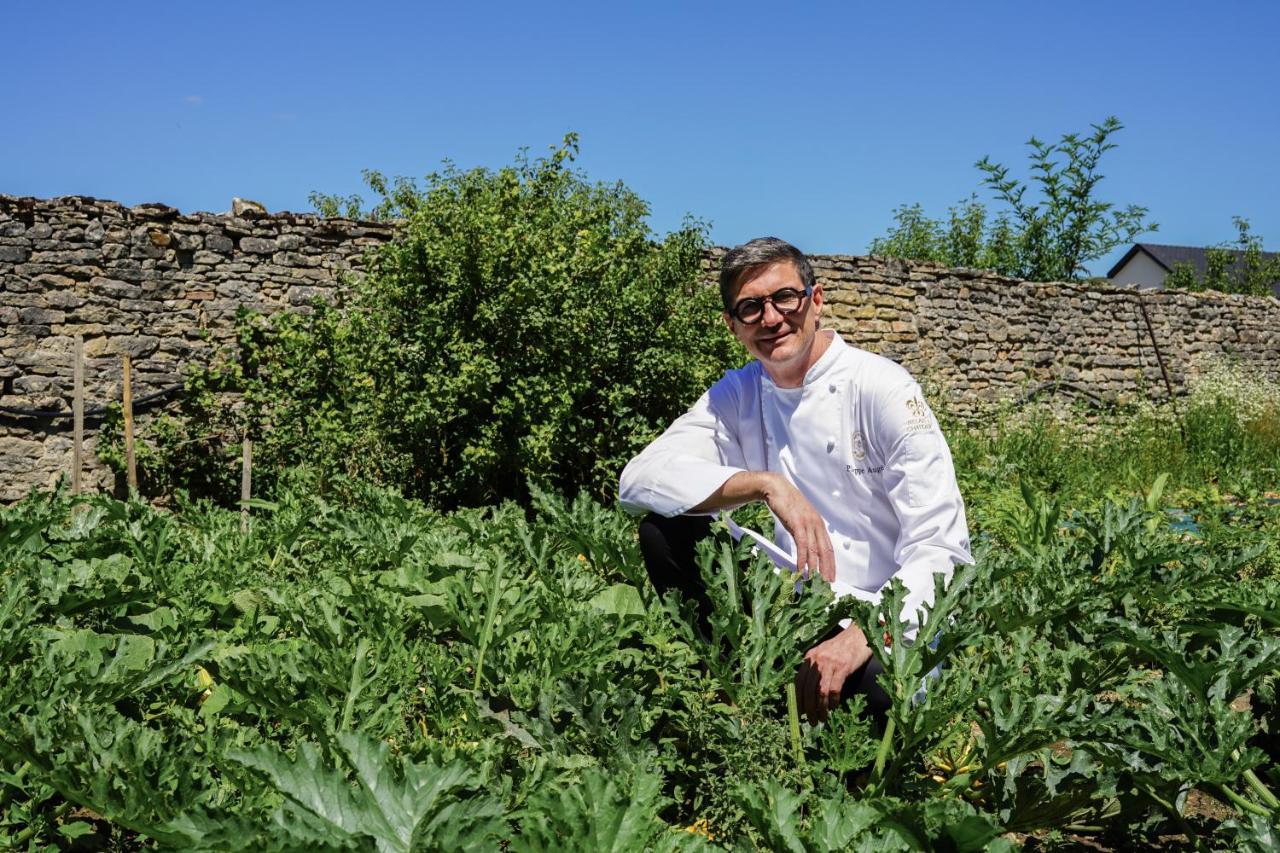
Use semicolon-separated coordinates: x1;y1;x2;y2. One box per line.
4;1;1277;276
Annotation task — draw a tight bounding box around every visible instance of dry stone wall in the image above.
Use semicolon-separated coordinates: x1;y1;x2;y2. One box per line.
0;195;393;501
3;195;1278;502
791;252;1280;405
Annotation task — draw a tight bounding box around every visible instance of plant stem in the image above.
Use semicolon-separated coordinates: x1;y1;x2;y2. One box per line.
1143;785;1198;846
473;559;506;693
0;761;31;810
785;682;805;769
871;716;896;788
11;799;72;847
1241;768;1279;811
339;638;370;732
1216;782;1273;819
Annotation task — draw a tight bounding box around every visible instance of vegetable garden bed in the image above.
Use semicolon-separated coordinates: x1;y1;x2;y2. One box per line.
2;466;1277;850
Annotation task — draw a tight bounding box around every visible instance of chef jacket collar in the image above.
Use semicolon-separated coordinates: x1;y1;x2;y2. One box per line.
759;330;845;390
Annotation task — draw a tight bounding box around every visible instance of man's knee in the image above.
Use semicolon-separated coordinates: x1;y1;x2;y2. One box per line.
636;513;671;567
637;513;715;604
638;513;713;568
842;655;892;720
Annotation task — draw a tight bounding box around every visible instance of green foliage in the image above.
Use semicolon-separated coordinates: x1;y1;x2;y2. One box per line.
1164;216;1280;297
10;341;1280;849
5;396;1280;850
226;733;505;851
870;117;1156;281
868;197;1018;273
944;360;1280;513
109;136;741;510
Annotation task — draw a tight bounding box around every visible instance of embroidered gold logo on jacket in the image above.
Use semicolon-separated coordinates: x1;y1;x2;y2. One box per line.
904;396;934;434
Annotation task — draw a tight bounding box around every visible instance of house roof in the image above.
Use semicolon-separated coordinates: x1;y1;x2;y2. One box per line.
1108;242;1280;280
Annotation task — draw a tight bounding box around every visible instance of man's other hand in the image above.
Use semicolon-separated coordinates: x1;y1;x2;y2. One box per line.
795;624;874;724
762;475;836;582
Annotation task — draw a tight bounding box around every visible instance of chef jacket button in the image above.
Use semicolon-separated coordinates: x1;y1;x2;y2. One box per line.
832;489;841;498
828;383;837;393
842;539;851;550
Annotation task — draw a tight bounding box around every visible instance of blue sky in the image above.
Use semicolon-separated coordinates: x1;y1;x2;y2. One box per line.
4;1;1278;276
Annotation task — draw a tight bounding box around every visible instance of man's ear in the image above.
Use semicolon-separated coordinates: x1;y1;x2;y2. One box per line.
722;311;734;333
811;284;825;326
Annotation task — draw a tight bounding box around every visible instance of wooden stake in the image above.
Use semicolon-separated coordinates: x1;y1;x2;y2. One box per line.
240;436;252;533
72;335;84;495
1135;292;1185;443
122;354;137;492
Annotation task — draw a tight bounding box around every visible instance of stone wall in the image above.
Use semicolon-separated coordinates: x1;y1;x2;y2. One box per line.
3;195;1278;502
0;195;394;501
792;252;1280;405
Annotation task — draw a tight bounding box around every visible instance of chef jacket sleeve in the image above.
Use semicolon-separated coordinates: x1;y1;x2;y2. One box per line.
618;380;749;517
868;380;972;635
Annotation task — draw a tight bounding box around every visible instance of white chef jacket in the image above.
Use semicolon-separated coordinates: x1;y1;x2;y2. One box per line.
619;331;971;635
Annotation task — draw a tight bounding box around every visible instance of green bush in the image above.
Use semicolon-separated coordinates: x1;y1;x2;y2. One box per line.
111;137;742;509
1164;217;1280;298
869;117;1156;281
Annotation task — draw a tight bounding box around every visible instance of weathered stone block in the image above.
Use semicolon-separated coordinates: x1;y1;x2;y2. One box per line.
0;437;43;472
203;233;234;253
240;237;275;254
13;375;54;393
103;335;161;359
130;242;168;260
18;307;66;325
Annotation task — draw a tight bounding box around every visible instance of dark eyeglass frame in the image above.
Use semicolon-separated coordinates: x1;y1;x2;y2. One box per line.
728;284;813;324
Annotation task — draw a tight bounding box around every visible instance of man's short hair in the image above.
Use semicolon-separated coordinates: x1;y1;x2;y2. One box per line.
718;237;816;312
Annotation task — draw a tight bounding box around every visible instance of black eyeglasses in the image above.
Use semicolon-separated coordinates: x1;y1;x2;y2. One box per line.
729;285;813;324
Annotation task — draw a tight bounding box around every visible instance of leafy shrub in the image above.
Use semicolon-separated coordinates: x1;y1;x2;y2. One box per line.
869;117;1155;281
1164;217;1280;298
108;136;742;509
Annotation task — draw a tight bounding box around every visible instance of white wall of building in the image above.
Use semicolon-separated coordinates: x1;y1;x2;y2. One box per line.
1109;251;1168;290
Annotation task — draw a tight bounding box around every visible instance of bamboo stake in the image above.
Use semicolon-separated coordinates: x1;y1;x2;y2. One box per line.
122;354;137;492
240;436;252;533
72;335;84;495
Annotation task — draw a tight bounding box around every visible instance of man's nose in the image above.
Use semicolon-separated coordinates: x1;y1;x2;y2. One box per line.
760;299;786;324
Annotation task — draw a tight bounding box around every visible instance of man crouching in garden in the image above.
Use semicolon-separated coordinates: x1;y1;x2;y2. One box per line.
618;237;971;724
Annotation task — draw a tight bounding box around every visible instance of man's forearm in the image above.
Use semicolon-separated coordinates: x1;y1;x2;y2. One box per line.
689;470;785;513
693;471;838;583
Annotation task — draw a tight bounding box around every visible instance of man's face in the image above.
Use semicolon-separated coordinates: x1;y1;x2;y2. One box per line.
723;260;825;375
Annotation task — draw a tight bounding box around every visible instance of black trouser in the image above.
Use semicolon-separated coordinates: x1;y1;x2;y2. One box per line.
637;512;891;718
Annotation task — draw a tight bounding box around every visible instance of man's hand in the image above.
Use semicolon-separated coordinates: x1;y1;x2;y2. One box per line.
795;624;874;724
761;475;836;583
689;471;836;583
